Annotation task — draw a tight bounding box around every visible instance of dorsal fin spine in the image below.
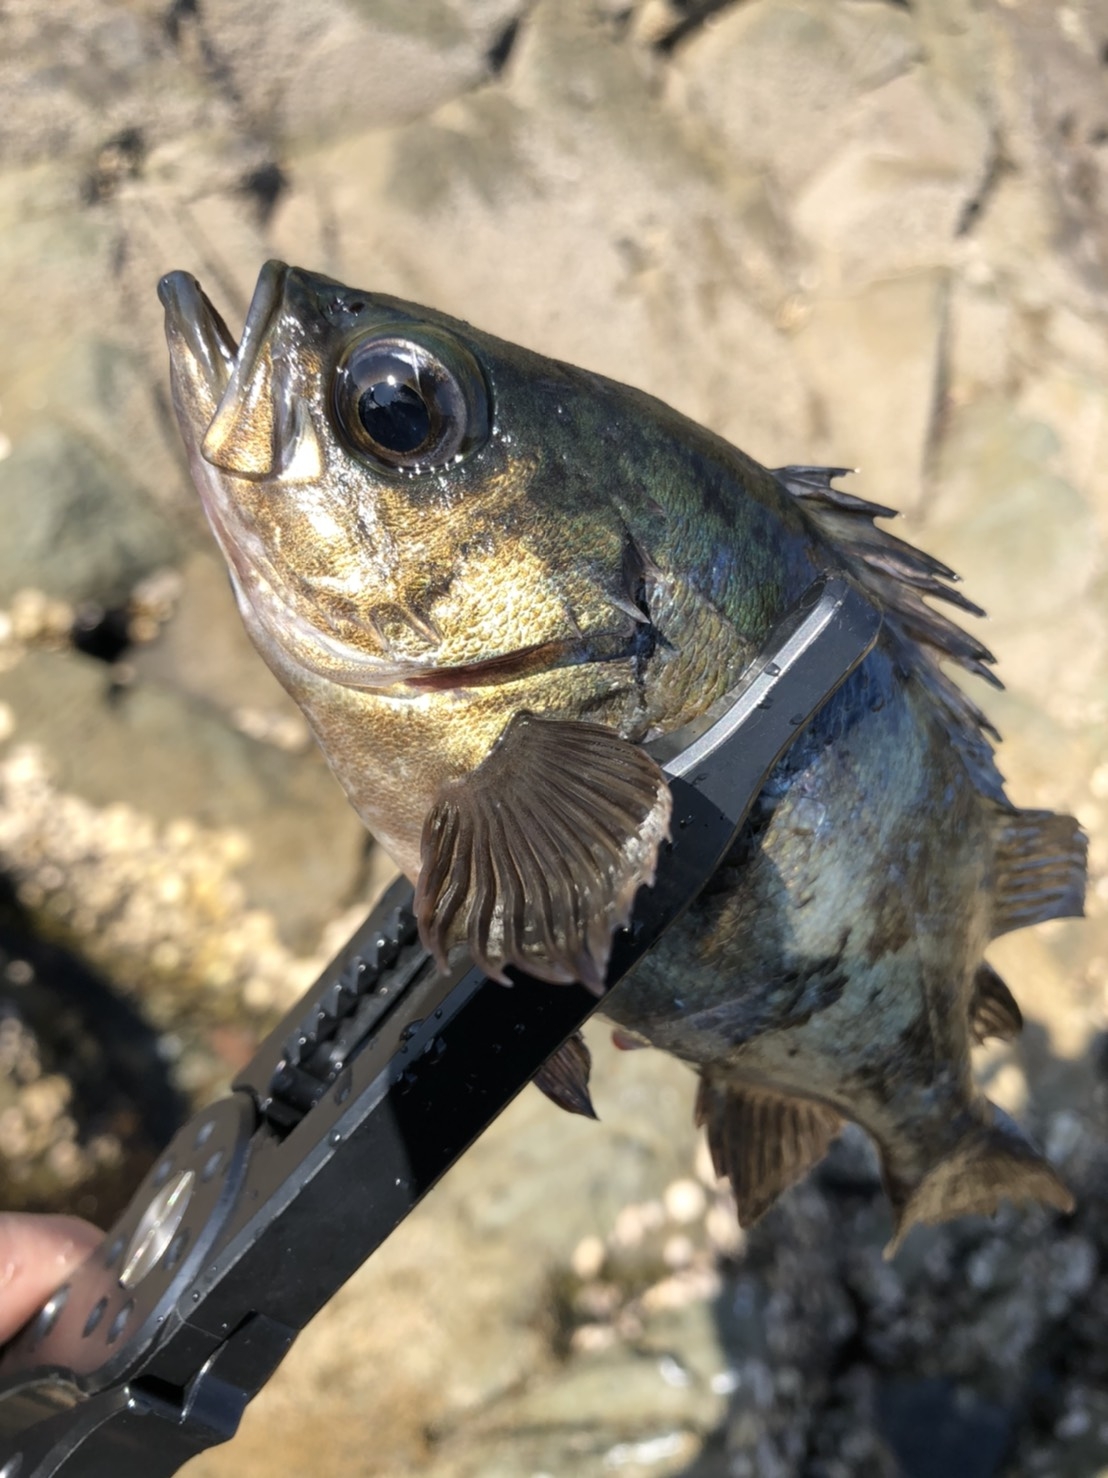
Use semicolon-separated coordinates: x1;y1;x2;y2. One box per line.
774;463;1009;801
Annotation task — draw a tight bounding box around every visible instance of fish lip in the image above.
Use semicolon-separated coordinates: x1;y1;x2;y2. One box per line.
241;562;632;695
213;259;288;413
157;270;239;397
236;259;288;354
273;603;436;691
199;261;294;477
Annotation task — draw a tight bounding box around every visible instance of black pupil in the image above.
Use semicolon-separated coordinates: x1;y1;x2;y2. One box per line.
356;379;431;454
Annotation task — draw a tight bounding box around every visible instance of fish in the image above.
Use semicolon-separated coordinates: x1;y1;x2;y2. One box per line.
158;259;1088;1251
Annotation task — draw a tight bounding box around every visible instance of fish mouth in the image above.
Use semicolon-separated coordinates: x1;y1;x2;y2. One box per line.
156;260;294;395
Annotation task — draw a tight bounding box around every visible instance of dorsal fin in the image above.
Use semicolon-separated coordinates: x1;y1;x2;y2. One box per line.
969;962;1022;1043
775;465;1007;804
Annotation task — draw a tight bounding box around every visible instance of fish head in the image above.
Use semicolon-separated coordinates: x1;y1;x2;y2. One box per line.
158;261;693;877
159;260;648;704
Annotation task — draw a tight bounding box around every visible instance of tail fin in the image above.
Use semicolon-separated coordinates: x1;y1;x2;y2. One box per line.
883;1101;1073;1257
991;807;1087;937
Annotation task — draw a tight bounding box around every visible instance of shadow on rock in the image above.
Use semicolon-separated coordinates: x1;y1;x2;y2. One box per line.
0;874;188;1226
674;1028;1107;1478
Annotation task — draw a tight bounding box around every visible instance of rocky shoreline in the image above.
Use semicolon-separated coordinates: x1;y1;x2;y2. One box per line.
0;2;1105;1474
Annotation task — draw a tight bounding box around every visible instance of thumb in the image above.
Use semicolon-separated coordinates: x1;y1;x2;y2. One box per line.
0;1213;102;1344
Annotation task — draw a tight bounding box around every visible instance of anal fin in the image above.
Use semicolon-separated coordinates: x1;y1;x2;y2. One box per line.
533;1031;597;1119
884;1101;1074;1257
991;807;1087;937
694;1077;843;1226
970;962;1022;1043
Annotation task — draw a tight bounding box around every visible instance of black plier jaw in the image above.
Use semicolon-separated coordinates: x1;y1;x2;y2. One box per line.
0;575;880;1477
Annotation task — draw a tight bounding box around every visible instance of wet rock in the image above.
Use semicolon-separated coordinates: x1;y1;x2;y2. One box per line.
875;1378;1012;1478
188;0;534;144
789;272;947;505
0;424;180;606
991;0;1108;296
0;647;369;965
921;397;1107;722
675;0;921;195
128;548;311;745
790;67;990;286
0;909;185;1220
0;0;235;171
454;1317;723;1471
945;278;1020;405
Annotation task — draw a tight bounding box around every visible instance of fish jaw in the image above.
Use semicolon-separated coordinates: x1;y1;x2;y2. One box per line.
158;270;238;423
158;266;294;637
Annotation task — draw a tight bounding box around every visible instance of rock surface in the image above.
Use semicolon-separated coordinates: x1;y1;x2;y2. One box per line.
0;423;181;606
0;1;1105;1475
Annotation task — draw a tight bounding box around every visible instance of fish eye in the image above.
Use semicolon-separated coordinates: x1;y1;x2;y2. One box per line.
333;334;489;473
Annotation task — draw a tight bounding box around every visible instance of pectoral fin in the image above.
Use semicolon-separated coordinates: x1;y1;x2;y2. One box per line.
695;1077;843;1226
415;712;671;991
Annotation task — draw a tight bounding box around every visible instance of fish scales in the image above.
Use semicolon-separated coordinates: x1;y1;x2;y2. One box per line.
159;261;1088;1250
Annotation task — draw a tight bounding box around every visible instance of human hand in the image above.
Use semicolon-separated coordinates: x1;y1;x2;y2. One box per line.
0;1213;102;1343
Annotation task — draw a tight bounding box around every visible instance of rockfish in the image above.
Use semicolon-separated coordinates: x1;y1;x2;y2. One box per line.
158;261;1087;1249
